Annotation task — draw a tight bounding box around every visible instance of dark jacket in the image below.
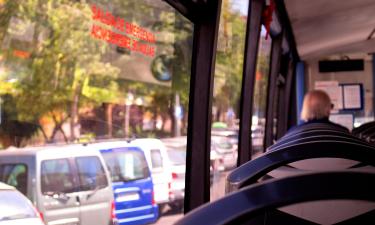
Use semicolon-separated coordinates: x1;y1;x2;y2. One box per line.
287;117;350;134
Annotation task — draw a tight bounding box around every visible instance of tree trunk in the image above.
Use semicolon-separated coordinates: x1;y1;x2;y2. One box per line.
50;114;69;143
70;83;82;142
169;101;176;137
105;103;113;138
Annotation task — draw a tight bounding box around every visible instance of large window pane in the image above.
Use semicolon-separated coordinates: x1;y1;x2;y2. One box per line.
76;156;108;191
210;0;248;201
102;149;150;182
0;0;193;221
251;25;272;156
41;159;75;194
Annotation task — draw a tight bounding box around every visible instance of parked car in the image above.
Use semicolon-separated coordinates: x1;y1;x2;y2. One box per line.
86;141;159;225
251;124;265;153
129;139;173;214
211;129;239;148
0;182;44;225
0;144;116;225
161;137;187;211
161;136;222;201
211;136;237;170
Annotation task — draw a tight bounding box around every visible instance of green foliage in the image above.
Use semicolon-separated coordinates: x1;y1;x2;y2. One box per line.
0;94;40;145
0;0;194;143
214;0;247;114
0;0;119;142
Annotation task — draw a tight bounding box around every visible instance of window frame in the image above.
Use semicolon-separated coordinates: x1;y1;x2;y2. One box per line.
264;32;283;149
162;0;300;213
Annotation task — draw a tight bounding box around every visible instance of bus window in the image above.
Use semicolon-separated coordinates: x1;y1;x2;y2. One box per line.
0;0;193;223
210;0;248;202
251;25;272;156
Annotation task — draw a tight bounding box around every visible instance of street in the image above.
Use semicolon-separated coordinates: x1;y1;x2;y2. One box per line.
153;170;230;225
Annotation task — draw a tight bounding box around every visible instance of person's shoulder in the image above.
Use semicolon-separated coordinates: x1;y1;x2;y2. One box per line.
285;121;308;134
327;120;350;133
285;119;349;134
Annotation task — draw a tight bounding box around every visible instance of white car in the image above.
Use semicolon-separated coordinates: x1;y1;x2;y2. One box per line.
130;139;173;213
162;137;187;211
211;136;237;170
161;136;224;210
0;182;44;225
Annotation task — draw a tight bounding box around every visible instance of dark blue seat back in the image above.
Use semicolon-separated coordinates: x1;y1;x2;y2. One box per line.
268;129;368;152
227;139;375;192
175;171;375;225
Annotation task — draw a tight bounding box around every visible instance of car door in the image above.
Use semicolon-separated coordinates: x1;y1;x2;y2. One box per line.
101;147;157;224
40;158;80;225
74;156;112;225
149;149;170;205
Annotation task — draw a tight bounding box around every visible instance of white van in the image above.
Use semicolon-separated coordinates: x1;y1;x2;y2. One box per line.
0;144;116;225
130;139;173;212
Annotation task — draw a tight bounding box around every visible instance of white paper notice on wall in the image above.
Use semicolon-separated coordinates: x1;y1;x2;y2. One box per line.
329;114;354;131
314;81;343;111
343;85;362;109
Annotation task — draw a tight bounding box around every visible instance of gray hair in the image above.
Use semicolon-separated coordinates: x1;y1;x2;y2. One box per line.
301;90;332;122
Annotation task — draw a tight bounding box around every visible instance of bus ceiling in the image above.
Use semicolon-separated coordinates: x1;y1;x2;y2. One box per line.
284;0;375;60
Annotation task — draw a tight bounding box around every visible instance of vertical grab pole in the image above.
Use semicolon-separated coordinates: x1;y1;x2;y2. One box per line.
296;62;305;124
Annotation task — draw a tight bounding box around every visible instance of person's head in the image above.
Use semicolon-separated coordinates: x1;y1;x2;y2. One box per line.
301;90;332;122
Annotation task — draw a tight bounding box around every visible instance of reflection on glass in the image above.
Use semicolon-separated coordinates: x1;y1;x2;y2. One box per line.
102;150;150;182
210;0;248;202
251;25;272;156
0;0;192;223
41;159;74;194
0;0;192;146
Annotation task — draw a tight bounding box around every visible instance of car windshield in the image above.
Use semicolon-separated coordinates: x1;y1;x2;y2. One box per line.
167;148;186;166
101;149;150;183
0;190;36;221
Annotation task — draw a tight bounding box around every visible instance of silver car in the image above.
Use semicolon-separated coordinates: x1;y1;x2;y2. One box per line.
0;145;115;225
211;136;237;170
0;182;44;225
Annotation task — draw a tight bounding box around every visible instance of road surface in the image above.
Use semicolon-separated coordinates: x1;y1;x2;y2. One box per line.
153;171;230;225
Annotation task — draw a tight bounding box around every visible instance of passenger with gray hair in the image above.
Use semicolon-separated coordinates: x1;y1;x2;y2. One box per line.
301;90;332;122
288;90;349;133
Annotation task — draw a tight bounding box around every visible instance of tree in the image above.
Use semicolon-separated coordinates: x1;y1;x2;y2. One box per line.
213;0;247;122
0;0;120;144
0;94;40;148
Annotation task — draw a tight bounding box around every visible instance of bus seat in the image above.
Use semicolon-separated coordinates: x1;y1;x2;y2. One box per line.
226;140;375;193
352;121;375;144
268;129;366;152
175;171;375;225
352;121;375;136
284;122;350;138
